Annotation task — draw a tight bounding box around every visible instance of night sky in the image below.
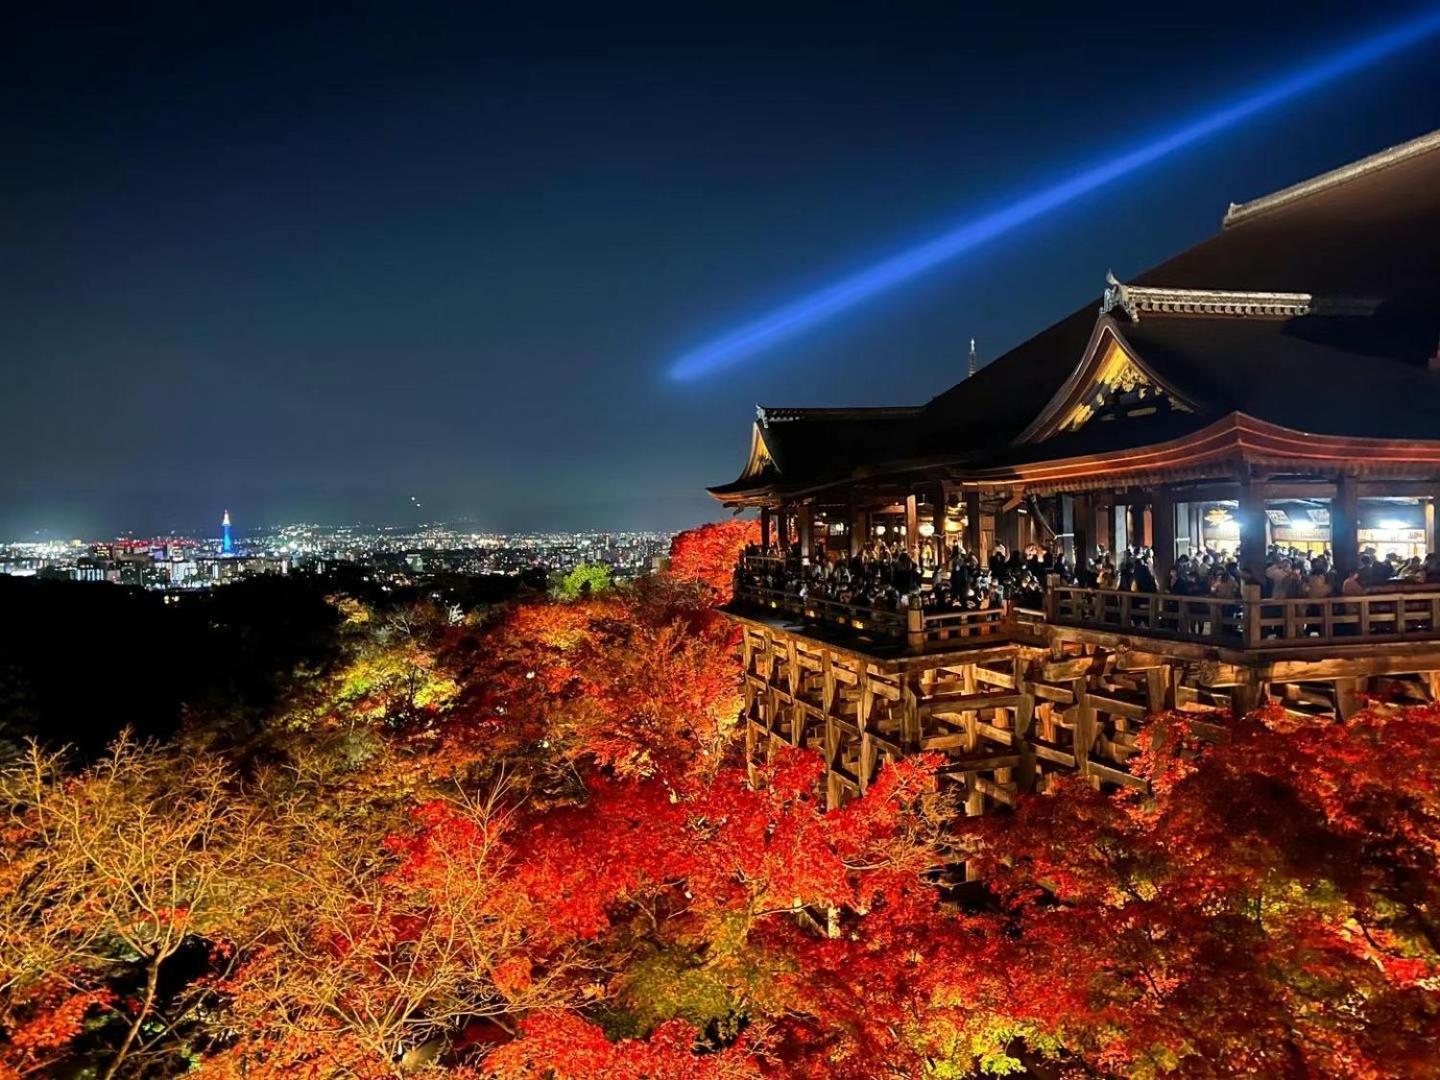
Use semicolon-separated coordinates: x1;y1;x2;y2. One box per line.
4;3;1439;539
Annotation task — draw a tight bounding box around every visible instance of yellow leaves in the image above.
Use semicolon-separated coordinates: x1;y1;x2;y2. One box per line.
330;595;372;627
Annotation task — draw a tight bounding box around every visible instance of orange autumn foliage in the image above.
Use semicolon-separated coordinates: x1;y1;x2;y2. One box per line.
668;520;760;602
10;533;1440;1079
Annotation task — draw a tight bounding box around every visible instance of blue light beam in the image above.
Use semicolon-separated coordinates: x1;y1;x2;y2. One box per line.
668;10;1440;381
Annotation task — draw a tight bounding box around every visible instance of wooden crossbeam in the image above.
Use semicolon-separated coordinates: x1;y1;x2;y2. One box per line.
1031;740;1077;767
1085;761;1148;790
922;692;1025;715
1085;693;1147;720
939;753;1023;774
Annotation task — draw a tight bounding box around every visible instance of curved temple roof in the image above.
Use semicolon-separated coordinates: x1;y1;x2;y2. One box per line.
709;127;1440;504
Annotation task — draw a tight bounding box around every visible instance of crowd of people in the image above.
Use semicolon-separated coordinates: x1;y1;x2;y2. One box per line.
738;539;1056;615
737;538;1440;617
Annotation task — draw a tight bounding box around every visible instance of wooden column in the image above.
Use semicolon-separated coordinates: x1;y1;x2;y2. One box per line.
850;508;869;558
1331;475;1359;577
904;494;919;557
1072;493;1092;567
760;507;771;551
1187;501;1205;557
1237;477;1269;586
997;495;1023;556
1096;498;1113;556
931;482;947;566
964;490;982;561
797;504;814;565
1427;490;1440;556
776;503;791;552
1151;487;1175;585
1058;494;1076;565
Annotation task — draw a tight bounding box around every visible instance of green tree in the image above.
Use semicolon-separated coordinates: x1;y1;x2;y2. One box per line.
553;562;613;600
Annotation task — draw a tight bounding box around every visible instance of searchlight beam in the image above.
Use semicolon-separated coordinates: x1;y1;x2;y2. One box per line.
668;10;1440;381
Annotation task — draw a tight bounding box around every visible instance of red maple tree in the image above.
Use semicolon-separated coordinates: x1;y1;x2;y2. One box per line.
668;520;760;602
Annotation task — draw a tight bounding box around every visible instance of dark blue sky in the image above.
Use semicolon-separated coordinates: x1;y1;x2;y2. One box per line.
3;2;1439;538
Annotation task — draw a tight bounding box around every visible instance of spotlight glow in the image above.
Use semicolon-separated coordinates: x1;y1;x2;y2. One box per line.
668;11;1440;381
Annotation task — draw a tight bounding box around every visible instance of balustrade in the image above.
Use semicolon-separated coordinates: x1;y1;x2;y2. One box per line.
1049;585;1440;649
734;581;1010;651
736;578;1440;652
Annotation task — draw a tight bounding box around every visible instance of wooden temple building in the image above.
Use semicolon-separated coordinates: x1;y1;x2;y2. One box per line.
708;129;1440;815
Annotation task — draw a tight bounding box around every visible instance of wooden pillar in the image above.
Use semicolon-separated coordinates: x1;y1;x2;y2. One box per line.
964;490;982;561
1230;667;1266;719
850;508;869;558
1059;494;1076;565
1072;492;1092;567
1184;501;1204;557
1152;487;1175;586
777;503;791;552
904;494;919;557
1335;677;1363;722
1427;493;1438;557
797;504;814;565
760;507;772;551
1096;498;1113;556
997;496;1022;556
1331;475;1359;578
1237;477;1269;586
931;481;947;566
1112;502;1128;554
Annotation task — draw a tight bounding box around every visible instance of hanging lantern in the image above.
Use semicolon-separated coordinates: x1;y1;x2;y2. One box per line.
918;522;936;538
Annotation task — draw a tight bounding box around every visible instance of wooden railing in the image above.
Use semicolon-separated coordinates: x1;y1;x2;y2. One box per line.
1048;588;1245;644
739;580;1440;652
733;582;1006;650
919;605;1008;646
741;553;786;573
1247;592;1440;646
1049;586;1440;649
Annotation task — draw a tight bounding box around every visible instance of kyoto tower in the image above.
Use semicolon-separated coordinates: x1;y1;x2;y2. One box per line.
222;509;233;554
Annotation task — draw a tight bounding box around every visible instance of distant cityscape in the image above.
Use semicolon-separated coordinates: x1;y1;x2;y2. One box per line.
0;511;676;592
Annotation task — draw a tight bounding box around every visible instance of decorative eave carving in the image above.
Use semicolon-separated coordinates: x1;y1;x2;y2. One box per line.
1100;272;1374;323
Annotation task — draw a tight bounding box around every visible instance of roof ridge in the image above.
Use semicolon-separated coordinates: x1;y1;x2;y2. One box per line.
1222;128;1440;229
757;404;924;424
1101;273;1378;321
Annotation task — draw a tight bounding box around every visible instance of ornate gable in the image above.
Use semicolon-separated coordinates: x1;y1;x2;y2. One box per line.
737;418;778;481
1016;320;1198;445
1056;336;1193;434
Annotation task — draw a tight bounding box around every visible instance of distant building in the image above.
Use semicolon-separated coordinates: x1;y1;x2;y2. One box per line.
222;509;234;554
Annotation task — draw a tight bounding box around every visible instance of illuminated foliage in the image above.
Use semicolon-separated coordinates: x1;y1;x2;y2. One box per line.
0;737;282;1079
10;556;1440;1078
667;520;760;603
553;562;614;601
962;705;1440;1078
466;581;742;785
204;781;583;1079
